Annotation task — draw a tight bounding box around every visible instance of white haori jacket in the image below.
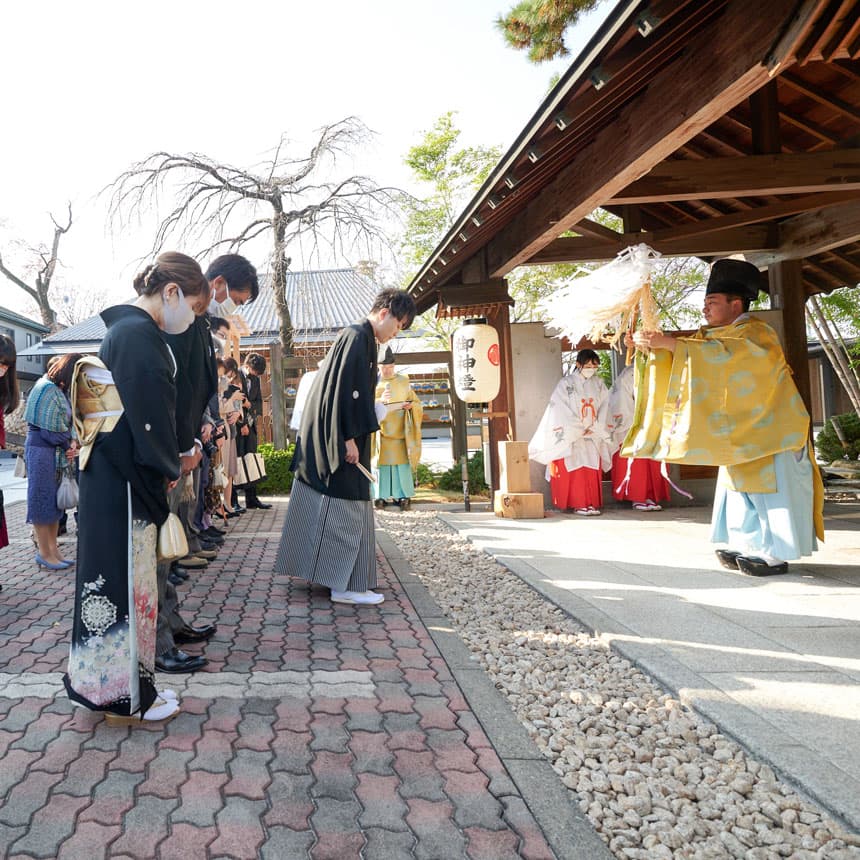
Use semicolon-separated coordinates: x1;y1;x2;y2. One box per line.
528;371;612;478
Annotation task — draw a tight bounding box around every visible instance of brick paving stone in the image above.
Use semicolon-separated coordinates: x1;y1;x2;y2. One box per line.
310;695;347;716
383;712;427;752
356;772;409;831
443;770;506;830
348;730;394;775
56;820;119;860
101;730;159;774
171;770;228;827
269;729;314;775
0;748;42;799
54;749;116;796
111;795;179;857
464;826;523;860
414;694;459;731
138;749;194;800
309;712;349;753
159;710;207;753
0;826;27;859
337;650;370;672
0;729;23;760
475;747;519;798
223;748;272;799
311;750;357;801
374;681;415;714
234;710;276;752
425;727;478;773
8;793;90;857
0;769;63;827
368;657;404;683
78;768;145;825
188;730;234;774
456;712;493;750
263;772;315;831
259;826;316;860
395;646;431;669
81;719;131;752
274;698;312;733
209;796;268;860
361;828;417;860
405;798;468;860
501;796;556;860
309;798;364;860
364;640;397;660
156;823;218;860
402;667;445;698
344;698;384;734
392;748;447;802
441;678;469;711
1;698;47;732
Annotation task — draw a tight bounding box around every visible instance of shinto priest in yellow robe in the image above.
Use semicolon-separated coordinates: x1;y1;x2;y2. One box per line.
623;314;823;562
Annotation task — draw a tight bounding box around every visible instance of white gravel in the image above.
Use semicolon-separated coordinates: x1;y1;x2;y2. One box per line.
379;510;860;860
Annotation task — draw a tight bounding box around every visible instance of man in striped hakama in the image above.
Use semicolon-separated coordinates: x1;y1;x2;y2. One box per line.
275;289;417;605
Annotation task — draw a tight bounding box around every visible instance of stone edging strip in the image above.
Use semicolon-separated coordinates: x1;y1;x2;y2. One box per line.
376;528;613;860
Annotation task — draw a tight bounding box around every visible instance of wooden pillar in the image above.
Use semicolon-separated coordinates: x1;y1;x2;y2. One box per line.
768;259;811;412
486;302;515;492
750;81;781;154
269;342;287;449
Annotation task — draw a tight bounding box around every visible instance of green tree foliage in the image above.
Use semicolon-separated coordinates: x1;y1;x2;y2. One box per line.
496;0;602;63
817;286;860;364
816;412;860;462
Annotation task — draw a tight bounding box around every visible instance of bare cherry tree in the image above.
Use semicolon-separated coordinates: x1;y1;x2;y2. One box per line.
0;205;72;330
106;117;405;354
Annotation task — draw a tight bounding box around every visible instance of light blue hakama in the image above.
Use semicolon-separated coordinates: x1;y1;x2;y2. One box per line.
374;464;415;501
711;447;818;562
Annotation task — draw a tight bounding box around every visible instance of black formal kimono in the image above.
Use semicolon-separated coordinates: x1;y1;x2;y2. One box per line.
64;305;180;717
275;320;380;591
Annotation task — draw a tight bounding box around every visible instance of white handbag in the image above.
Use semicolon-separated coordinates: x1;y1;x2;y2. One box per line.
13;455;26;478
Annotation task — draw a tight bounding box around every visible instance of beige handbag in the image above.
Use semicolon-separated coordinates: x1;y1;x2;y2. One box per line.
13;455;26;478
156;512;189;563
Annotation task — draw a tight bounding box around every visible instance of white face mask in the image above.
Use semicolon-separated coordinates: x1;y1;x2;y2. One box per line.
162;285;196;334
580;367;598;379
216;285;238;315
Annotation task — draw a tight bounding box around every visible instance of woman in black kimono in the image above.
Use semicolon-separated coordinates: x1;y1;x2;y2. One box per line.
64;252;212;725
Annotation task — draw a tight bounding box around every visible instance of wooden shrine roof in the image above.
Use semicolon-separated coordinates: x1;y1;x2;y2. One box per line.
407;0;860;313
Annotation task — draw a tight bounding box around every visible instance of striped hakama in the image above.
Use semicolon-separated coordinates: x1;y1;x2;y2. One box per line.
275;477;376;592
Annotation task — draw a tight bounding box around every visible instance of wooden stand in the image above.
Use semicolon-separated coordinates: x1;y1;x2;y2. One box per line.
494;441;544;519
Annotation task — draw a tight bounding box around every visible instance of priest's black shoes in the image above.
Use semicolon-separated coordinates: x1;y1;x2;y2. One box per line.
155;648;208;673
715;549;742;570
246;500;272;510
174;623;217;645
736;556;789;576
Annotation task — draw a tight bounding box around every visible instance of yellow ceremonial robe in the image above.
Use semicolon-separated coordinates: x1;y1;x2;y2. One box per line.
372;374;423;470
622;316;823;539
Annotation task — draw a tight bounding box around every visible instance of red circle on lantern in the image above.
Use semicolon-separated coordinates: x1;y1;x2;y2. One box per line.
487;343;500;366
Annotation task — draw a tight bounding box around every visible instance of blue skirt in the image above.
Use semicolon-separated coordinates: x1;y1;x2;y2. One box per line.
374;464;415;501
25;441;63;525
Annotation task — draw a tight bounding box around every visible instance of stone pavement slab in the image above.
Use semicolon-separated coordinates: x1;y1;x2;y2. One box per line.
0;498;602;859
438;500;860;833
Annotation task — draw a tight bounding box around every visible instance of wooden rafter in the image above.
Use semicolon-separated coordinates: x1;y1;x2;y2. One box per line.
779;71;860;123
609;149;860;203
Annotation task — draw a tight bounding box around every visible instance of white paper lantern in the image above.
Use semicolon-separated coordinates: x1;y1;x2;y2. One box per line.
452;318;501;404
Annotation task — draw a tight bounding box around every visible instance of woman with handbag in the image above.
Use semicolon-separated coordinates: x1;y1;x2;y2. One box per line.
0;334;18;559
63;251;211;726
24;353;82;570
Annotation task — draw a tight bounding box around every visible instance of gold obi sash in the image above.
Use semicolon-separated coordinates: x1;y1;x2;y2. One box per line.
71;356;124;471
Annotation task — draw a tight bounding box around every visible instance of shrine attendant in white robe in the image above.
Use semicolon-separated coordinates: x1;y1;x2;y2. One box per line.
607;364;670;511
528;349;612;515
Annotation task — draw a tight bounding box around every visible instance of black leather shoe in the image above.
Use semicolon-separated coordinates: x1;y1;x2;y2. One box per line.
204;526;226;537
232;505;246;514
171;566;190;581
155;647;208;673
168;572;186;586
201;535;224;547
225;510;241;519
174;623;217;645
246;500;272;510
736;556;789;576
715;549;742;570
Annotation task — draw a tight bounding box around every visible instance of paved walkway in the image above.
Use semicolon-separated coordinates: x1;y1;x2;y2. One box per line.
0;498;604;860
439;499;860;834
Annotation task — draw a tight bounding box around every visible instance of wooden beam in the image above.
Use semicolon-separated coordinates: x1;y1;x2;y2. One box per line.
573;218;622;241
526;224;777;264
607;149;860;203
779;71;860;124
748;200;860;265
485;0;801;278
768;260;811;411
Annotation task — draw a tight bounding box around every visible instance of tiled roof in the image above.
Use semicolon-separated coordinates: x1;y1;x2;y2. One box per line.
25;268;378;353
0;305;50;333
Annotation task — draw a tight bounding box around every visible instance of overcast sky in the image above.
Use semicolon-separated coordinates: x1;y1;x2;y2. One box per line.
0;0;608;320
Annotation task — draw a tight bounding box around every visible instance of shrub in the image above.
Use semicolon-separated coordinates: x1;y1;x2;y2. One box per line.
257;442;296;495
816;412;860;463
437;450;488;492
414;462;440;488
